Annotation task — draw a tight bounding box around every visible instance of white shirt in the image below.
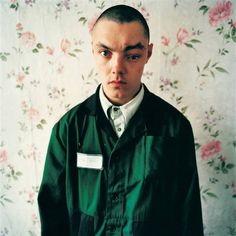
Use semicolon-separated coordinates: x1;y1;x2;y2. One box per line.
99;85;144;137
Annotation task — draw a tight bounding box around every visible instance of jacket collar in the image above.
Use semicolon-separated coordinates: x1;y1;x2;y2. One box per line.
81;84;166;136
83;84;151;115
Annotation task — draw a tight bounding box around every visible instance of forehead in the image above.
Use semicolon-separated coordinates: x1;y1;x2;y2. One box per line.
92;19;148;46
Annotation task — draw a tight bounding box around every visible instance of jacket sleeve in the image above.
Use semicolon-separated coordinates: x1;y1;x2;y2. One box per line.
178;118;204;236
38;122;70;236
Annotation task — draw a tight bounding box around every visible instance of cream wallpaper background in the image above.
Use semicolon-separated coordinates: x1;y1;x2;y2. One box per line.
0;0;236;235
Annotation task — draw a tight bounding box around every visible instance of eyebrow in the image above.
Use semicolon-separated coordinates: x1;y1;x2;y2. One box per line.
96;42;145;52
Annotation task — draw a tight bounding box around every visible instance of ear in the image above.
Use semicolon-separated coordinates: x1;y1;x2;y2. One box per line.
146;43;153;63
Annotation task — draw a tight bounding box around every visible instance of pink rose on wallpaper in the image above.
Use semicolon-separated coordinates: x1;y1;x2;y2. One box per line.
20;31;36;48
176;28;189;44
46;46;54;55
21;101;39;120
161;36;170;46
16;23;23;31
201;140;222;160
0;149;8;163
171;54;180;65
209;1;233;27
232;20;236;28
32;213;40;225
28;108;39;120
61;39;71;54
16;72;25;83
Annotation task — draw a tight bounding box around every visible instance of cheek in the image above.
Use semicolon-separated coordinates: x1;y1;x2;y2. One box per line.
130;64;145;76
95;58;109;74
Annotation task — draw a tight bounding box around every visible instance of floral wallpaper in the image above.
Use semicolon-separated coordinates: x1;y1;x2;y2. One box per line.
0;0;235;235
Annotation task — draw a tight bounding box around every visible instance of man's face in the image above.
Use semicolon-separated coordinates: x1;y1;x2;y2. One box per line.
92;19;153;105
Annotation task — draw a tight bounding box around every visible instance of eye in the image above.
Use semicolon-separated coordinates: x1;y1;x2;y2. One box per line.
126;54;141;61
100;50;111;58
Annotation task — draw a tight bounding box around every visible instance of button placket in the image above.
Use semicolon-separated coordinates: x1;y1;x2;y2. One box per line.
106;220;122;234
111;192;120;202
109;106;125;136
107;224;116;233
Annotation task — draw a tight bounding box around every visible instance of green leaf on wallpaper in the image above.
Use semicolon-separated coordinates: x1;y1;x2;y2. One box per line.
209;177;219;184
97;1;106;10
184;43;194;49
0;195;13;207
211;130;219;137
10;3;19;11
0;52;10;61
233;140;236;147
28;230;37;236
216;26;224;34
201;187;218;202
199;5;209;15
215;67;228;73
203;60;211;70
16;171;22;177
36;43;43;49
231;27;236;36
162;51;168;56
181;106;188;114
79;17;87;24
36;119;47;129
74;49;82;53
224;33;230;39
227;226;236;235
206;192;218;198
231;33;236;42
210;70;215;78
68;53;76;57
211;62;218;68
37;124;43;129
195;143;201;150
202;188;210;193
190;39;201;43
40;119;47;124
226;163;234;169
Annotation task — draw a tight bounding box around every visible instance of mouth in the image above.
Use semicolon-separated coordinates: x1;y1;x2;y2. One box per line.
108;80;127;85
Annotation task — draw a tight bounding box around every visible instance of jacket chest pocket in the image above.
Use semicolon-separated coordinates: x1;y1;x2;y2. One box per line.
144;136;179;179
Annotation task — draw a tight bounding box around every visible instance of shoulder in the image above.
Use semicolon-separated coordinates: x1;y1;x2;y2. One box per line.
143;87;192;136
144;88;184;119
54;92;97;129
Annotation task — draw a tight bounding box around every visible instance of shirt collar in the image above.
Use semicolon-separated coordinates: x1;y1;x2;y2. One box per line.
99;84;144;127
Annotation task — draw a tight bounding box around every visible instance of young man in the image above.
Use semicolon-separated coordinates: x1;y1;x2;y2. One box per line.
38;5;204;236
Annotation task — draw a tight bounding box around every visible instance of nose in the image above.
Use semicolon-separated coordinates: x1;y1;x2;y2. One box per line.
111;55;126;76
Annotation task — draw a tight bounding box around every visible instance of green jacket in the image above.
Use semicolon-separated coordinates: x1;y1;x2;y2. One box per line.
38;85;203;236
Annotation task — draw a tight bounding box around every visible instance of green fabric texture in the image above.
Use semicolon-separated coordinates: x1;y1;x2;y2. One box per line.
38;85;203;236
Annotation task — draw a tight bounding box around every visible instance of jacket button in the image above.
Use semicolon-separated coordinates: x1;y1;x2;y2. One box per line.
111;193;120;201
107;224;116;232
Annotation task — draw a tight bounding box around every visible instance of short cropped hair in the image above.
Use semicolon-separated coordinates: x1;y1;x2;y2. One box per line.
93;4;150;41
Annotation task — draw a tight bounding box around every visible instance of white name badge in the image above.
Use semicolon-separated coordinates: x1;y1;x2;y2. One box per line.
77;153;103;170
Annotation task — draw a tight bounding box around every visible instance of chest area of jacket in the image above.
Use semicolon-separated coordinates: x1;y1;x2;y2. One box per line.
68;115;180;184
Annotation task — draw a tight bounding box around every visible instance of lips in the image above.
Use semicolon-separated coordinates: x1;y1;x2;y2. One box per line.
108;80;126;85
